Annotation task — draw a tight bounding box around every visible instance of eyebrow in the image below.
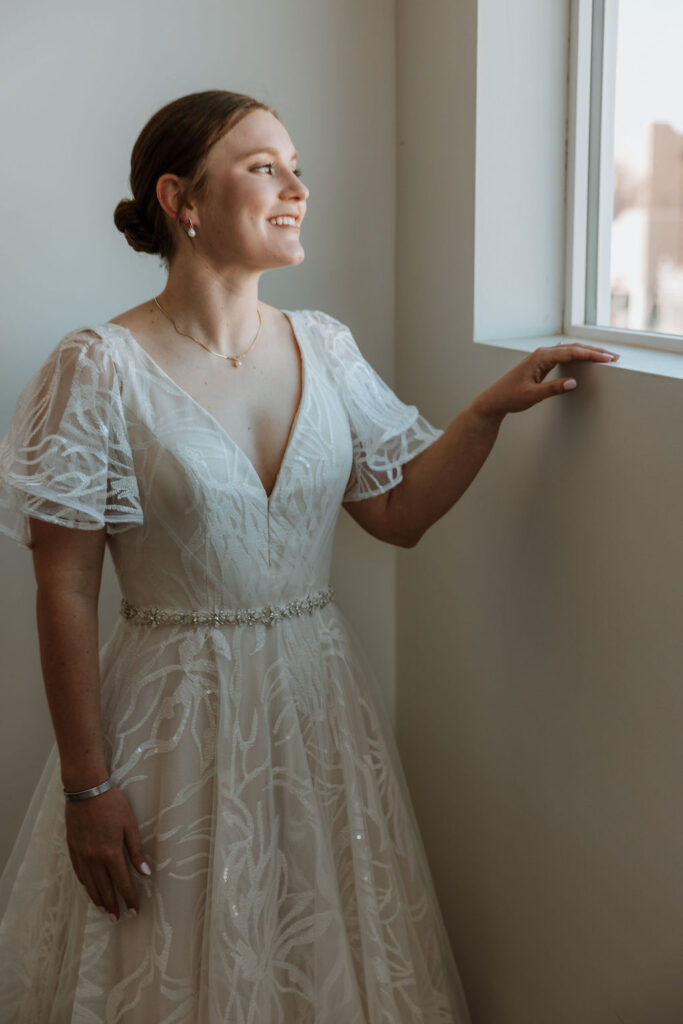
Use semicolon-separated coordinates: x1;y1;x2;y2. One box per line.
241;146;299;161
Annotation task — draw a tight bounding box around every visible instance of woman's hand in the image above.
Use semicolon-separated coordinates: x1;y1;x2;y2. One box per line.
65;785;152;921
471;342;620;422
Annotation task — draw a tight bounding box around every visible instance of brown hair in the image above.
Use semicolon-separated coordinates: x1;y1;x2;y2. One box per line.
113;90;278;266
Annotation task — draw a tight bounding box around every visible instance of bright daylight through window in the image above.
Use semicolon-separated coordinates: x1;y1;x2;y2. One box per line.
606;0;683;337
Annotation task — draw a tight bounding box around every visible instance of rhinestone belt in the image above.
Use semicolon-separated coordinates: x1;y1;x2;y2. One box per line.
119;584;335;628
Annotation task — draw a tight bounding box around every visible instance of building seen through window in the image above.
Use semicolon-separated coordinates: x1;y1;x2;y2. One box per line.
608;0;683;336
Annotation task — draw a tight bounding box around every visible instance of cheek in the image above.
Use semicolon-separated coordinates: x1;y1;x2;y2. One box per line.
238;187;272;227
211;175;274;236
235;172;269;202
215;173;264;214
218;204;264;241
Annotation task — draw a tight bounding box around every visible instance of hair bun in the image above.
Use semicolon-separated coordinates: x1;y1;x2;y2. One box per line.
113;91;276;265
113;198;159;255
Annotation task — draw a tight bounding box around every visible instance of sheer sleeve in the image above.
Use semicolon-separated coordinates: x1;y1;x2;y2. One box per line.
0;329;144;550
312;311;444;502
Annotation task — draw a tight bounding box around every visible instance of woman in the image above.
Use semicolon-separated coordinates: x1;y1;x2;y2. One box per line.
0;90;618;1022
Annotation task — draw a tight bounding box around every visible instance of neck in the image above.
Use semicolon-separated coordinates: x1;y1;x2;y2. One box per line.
156;256;265;356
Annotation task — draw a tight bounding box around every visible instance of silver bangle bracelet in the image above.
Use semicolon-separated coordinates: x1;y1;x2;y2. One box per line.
63;778;113;802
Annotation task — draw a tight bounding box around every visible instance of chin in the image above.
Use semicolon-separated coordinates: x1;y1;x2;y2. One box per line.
268;248;305;268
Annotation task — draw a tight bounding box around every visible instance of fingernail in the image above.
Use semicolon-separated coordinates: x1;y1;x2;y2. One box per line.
108;913;118;923
125;908;137;919
563;379;577;390
140;861;152;876
96;905;107;916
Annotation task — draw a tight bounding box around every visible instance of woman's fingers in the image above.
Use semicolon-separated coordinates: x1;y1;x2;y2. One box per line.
124;818;153;880
541;344;619;363
535;375;581;401
532;342;618;400
78;860;109;917
90;861;120;919
551;339;617;353
107;849;140;919
90;852;139;921
473;340;620;417
531;344;619;384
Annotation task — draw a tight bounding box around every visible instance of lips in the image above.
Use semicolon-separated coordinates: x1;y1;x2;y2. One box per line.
267;213;302;225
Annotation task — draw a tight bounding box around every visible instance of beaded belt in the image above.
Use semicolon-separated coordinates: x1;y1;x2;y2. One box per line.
119;584;335;628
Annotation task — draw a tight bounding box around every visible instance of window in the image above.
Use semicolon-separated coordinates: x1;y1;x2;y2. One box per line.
566;0;683;354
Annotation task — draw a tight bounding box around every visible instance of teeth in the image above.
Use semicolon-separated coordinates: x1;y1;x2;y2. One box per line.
268;216;297;227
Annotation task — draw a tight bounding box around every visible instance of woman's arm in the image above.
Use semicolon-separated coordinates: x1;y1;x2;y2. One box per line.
29;518;151;921
343;341;620;547
343;403;502;547
32;525;110;791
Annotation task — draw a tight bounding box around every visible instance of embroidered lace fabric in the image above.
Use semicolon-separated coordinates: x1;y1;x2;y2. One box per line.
0;309;471;1023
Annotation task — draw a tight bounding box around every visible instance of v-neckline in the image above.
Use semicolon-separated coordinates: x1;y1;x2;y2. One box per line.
105;309;307;508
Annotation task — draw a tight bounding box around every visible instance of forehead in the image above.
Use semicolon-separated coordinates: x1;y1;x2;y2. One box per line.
215;109;296;160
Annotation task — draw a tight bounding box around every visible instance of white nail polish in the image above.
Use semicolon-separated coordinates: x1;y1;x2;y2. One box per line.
563;379;577;391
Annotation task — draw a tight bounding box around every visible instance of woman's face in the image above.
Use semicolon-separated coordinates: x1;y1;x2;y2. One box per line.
182;109;309;271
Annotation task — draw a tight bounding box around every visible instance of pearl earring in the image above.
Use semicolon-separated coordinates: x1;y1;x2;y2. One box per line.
186;220;196;238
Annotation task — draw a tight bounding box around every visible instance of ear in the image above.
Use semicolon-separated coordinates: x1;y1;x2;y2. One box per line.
156;174;196;224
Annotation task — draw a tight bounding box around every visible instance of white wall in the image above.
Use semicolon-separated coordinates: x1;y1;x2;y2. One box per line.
396;2;683;1022
0;0;397;871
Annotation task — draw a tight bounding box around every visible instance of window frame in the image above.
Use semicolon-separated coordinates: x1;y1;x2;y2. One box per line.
565;0;683;355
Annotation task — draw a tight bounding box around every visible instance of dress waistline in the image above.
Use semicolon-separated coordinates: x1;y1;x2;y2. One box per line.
119;585;335;628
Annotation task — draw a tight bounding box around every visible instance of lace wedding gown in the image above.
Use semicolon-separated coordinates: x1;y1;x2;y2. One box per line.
0;309;471;1023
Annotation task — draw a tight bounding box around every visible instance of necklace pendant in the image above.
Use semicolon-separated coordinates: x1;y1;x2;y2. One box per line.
153;297;262;367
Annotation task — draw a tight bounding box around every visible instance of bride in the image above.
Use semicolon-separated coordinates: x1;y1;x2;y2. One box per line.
0;89;619;1023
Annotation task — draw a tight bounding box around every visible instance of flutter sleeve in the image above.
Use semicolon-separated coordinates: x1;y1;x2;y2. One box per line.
314;311;444;502
0;329;144;550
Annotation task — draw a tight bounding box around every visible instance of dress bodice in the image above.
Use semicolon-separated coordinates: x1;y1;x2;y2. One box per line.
0;309;444;610
104;314;353;609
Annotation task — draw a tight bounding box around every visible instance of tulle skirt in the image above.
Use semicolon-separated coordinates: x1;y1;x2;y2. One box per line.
0;603;471;1023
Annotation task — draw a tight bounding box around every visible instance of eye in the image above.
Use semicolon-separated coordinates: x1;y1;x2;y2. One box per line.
254;163;304;178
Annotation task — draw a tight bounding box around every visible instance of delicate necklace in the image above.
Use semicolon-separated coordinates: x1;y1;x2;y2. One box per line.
153;296;262;368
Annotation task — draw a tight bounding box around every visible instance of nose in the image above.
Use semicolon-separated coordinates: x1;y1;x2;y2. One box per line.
282;169;309;200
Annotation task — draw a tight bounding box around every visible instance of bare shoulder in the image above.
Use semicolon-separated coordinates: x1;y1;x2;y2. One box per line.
108;300;157;338
259;301;293;336
108;299;175;361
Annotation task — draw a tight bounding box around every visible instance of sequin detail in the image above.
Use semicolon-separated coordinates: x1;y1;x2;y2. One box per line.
120;585;335;627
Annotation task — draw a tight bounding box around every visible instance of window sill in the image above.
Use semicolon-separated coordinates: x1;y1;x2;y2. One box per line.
474;335;683;383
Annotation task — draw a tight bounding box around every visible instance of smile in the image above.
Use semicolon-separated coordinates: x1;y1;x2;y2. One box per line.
267;216;300;228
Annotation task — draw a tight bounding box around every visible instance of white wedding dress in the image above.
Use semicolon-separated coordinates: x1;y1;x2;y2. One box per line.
0;309;471;1023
